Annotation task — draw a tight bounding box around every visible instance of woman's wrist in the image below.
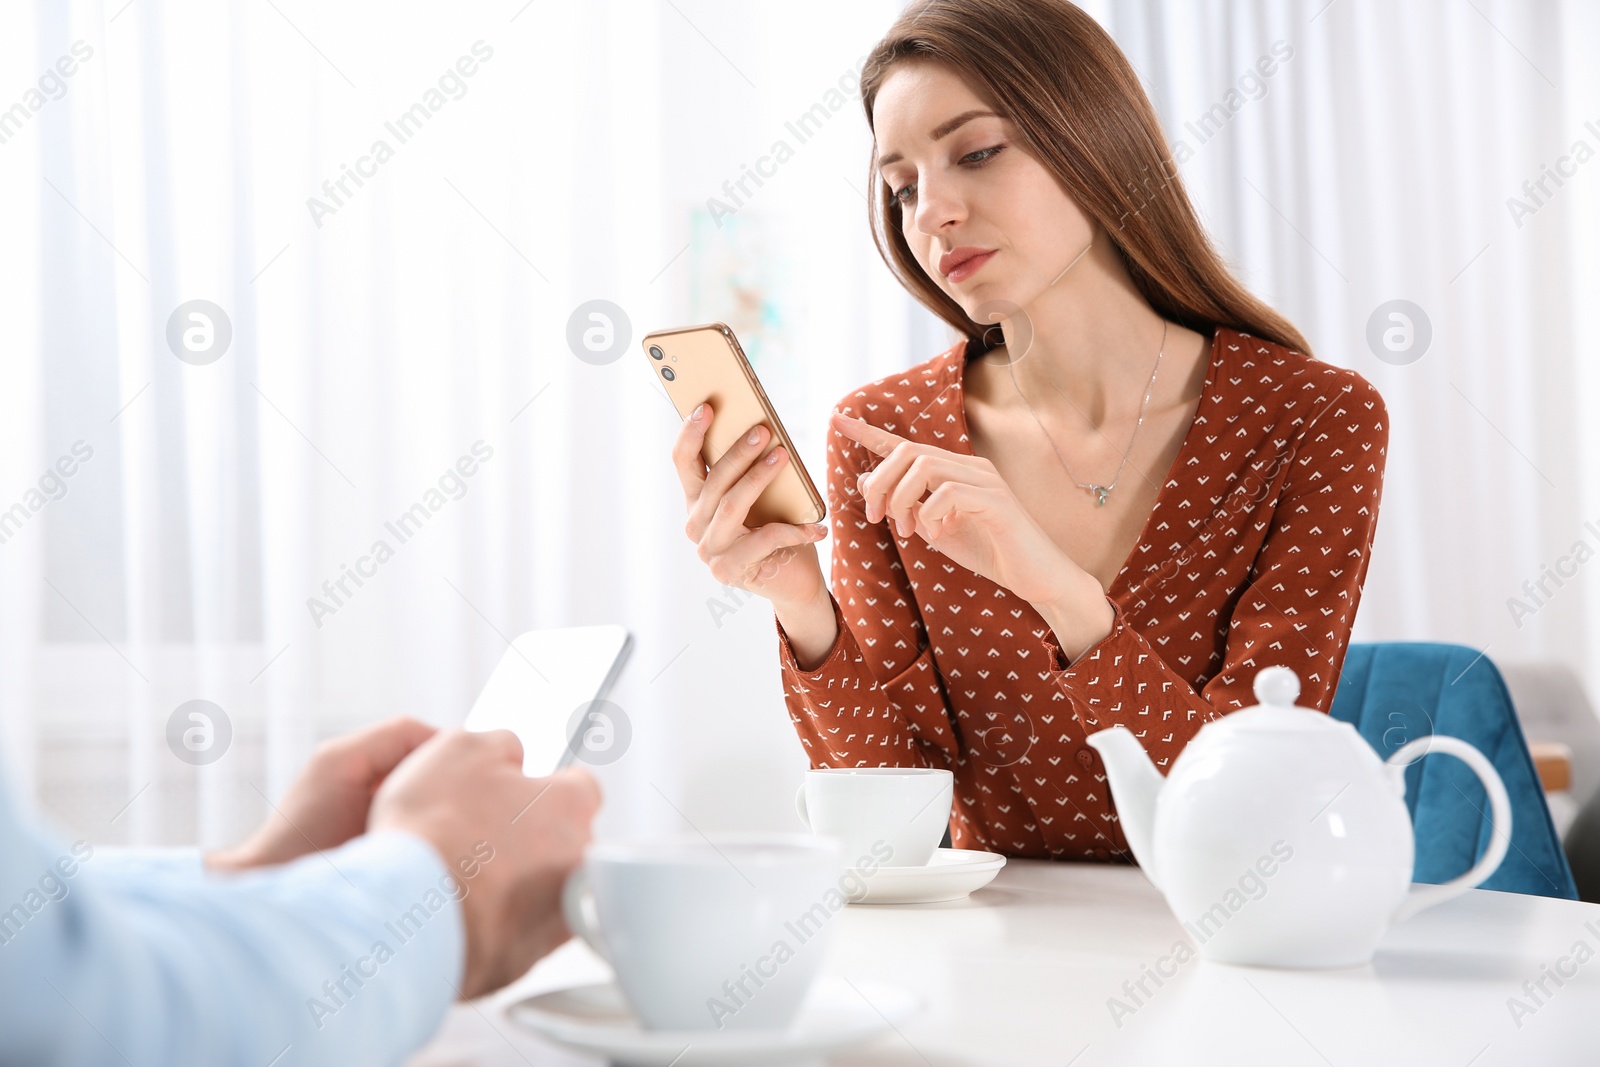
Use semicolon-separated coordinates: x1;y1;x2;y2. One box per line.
1032;568;1116;666
774;586;839;672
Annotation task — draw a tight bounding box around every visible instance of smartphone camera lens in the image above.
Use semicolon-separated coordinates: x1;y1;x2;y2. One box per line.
649;345;665;360
662;367;675;381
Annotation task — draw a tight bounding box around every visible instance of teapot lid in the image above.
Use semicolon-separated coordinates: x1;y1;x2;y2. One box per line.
1217;665;1336;732
1254;666;1302;708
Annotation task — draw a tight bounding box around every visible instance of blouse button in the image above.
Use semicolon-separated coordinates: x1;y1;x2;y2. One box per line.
1076;749;1095;769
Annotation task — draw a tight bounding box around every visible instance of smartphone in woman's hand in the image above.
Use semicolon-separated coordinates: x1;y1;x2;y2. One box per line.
642;322;825;526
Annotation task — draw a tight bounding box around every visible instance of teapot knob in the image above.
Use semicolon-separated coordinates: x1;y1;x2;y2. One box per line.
1253;665;1301;708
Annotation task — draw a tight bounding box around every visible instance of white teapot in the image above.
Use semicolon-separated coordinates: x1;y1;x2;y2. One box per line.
1086;665;1511;968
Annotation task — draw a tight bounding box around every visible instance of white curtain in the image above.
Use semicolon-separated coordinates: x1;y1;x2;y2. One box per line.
1095;0;1600;694
2;0;1596;851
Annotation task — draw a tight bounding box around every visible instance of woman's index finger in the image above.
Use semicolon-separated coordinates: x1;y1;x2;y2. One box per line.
829;410;906;458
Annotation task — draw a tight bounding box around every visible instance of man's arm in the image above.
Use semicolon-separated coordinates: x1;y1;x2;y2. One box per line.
0;787;462;1067
2;726;600;1067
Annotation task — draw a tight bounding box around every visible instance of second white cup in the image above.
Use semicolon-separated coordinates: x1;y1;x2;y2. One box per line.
561;834;844;1031
795;767;954;867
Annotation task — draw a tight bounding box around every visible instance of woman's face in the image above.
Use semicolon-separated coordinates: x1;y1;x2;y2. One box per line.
873;61;1096;320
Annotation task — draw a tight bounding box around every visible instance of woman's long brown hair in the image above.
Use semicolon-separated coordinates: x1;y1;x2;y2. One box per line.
861;0;1314;359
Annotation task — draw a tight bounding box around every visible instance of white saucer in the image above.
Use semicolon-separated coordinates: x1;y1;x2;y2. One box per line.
850;847;1007;904
507;975;918;1066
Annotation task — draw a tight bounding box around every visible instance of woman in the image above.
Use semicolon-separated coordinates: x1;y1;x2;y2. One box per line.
672;0;1388;861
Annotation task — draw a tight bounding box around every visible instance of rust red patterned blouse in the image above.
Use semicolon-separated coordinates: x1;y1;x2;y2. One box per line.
773;326;1389;862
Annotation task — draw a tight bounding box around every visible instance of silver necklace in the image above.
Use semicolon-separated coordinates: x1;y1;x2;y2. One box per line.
999;320;1167;507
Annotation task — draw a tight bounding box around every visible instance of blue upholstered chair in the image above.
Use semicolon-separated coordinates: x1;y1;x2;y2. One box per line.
1330;642;1578;900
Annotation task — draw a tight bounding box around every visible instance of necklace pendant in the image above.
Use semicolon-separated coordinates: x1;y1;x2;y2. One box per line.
1091;485;1110;507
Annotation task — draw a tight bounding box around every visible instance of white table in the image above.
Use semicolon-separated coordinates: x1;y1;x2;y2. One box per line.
410;860;1600;1066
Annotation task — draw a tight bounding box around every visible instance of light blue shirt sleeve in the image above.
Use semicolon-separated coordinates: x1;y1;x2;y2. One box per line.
91;845;205;878
0;783;464;1067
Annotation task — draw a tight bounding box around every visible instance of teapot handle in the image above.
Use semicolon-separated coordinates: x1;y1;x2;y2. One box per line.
1387;735;1512;924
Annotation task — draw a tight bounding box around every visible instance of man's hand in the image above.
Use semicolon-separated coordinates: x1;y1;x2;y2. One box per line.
206;716;439;872
370;729;602;1000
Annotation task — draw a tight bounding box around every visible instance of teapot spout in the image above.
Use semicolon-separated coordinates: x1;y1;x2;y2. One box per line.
1086;726;1165;889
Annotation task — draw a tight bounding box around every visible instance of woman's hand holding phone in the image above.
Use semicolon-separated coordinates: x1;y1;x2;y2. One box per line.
673;401;840;667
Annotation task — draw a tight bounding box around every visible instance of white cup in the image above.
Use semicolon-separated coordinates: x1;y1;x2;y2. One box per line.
561;834;845;1031
794;768;953;867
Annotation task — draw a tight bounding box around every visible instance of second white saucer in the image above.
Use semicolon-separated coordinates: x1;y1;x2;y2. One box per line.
507;975;918;1066
850;847;1006;904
